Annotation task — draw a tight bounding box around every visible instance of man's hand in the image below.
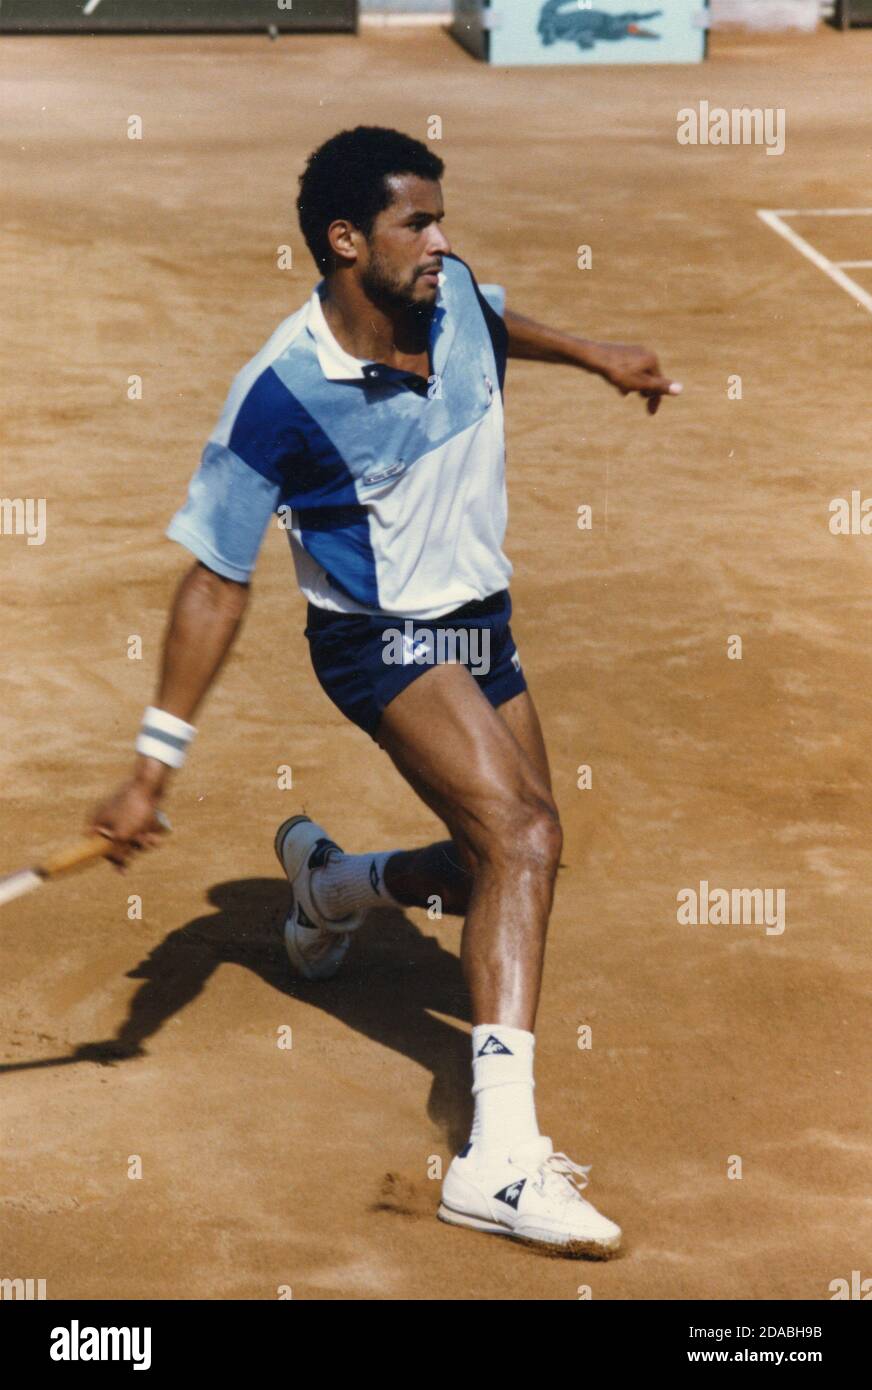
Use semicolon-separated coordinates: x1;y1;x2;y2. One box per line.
90;776;166;870
586;342;683;415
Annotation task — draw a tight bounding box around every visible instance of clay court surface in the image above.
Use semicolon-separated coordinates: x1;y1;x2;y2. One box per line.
2;22;871;1301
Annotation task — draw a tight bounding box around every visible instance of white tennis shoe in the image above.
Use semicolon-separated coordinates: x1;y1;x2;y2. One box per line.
438;1135;622;1258
274;815;364;981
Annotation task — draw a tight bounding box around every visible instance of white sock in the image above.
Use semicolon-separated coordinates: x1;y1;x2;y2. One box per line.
467;1023;540;1161
310;850;401;921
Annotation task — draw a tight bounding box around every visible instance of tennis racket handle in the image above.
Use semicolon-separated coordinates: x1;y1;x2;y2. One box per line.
40;835;114;878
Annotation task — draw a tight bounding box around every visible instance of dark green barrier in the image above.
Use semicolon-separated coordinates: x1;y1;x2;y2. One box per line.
0;0;357;32
835;0;872;26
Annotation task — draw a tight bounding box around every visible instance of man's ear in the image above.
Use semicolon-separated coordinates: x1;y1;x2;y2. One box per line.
326;218;360;268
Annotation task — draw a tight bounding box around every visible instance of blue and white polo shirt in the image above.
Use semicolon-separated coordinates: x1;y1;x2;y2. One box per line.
167;253;512;620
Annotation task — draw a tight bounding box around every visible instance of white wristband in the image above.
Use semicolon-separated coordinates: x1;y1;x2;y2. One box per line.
135;706;197;770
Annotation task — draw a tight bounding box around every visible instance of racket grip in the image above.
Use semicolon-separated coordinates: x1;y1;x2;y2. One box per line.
40;835;114;878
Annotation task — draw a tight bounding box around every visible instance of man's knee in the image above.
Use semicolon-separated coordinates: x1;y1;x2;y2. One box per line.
518;796;563;873
466;788;563;876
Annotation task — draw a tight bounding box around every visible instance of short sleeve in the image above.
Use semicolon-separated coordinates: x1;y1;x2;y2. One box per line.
166;440;281;582
478;284;506;318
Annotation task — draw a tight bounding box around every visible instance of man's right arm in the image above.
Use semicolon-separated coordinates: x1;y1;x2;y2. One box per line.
90;560;250;866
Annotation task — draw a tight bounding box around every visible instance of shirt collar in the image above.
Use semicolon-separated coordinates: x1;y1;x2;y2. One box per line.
307;276;448;384
308;283;369;381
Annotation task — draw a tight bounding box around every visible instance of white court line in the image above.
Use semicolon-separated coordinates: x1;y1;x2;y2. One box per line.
768;209;872;218
757;209;872;318
837;261;872;269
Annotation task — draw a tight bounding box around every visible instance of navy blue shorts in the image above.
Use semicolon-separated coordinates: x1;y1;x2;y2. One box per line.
304;589;527;742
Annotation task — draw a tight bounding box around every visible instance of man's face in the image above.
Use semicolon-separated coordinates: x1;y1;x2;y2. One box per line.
358;174;451;309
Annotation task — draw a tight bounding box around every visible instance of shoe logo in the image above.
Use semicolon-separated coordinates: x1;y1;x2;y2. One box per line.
369;859;381;896
457;1141;473;1159
476;1034;513;1057
494;1179;526;1210
308;837;339;871
296;902;319;931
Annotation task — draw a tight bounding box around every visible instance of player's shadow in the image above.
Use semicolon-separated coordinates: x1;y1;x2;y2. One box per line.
6;878;474;1152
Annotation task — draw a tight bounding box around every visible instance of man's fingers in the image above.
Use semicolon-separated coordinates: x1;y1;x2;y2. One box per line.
640;375;681;396
615;374;683;402
92;824;137;869
639;379;683;413
92;825;124;864
87;789;167;873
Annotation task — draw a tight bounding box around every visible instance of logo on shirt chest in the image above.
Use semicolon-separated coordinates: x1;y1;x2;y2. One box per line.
360;460;407;487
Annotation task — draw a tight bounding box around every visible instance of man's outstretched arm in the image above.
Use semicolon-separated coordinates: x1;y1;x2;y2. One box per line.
89;560;250;866
503;306;682;416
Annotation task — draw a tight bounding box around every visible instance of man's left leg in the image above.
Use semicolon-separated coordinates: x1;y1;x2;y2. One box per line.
363;663;620;1257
